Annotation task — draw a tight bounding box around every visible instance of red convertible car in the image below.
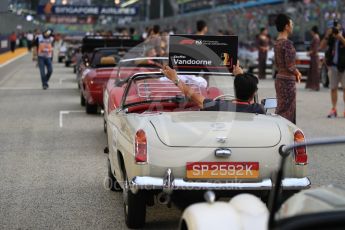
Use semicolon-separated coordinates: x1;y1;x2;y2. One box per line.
77;35;143;90
80;47;122;114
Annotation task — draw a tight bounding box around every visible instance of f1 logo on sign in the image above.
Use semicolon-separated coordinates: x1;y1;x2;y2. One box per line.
179;39;195;45
195;40;203;45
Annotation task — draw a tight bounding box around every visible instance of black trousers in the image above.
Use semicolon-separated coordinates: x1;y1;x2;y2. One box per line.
10;41;16;52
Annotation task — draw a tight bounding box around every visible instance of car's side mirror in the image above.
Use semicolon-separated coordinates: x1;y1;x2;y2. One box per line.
261;98;277;111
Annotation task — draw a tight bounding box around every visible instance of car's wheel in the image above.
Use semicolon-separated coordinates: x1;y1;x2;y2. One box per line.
321;64;329;88
103;117;107;133
107;159;122;192
86;101;98;114
180;219;188;230
80;93;85;106
123;176;146;229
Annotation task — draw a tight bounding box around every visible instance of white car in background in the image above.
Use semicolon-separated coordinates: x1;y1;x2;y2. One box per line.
294;42;325;75
238;44;274;73
294;47;328;87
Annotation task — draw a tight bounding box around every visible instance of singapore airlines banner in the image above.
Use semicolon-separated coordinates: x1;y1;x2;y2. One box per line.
37;4;137;16
169;35;238;73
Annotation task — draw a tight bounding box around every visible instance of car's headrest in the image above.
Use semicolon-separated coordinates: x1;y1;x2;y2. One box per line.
100;56;116;65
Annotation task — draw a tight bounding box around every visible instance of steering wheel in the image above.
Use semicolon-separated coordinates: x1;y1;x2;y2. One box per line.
213;94;235;101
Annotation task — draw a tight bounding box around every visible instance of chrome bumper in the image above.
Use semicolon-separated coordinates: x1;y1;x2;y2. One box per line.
129;169;310;193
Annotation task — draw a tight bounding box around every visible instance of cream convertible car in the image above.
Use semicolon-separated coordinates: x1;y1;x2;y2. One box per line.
105;71;310;228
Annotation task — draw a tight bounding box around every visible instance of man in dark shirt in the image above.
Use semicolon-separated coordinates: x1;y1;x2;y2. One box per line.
161;63;265;114
320;22;345;118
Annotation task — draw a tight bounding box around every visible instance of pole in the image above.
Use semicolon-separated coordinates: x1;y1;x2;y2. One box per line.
146;0;150;22
160;0;164;19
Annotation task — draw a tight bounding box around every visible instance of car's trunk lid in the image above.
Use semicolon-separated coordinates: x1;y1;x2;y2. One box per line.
150;111;281;148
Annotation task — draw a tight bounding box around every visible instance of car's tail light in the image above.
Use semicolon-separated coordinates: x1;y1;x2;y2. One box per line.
294;130;308;165
135;129;147;164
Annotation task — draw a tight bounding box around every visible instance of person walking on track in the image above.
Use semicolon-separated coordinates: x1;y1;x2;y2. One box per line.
36;29;54;90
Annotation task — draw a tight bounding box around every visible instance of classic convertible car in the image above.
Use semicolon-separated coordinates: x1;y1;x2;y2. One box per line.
77;35;142;89
105;71;310;228
79;47;123;114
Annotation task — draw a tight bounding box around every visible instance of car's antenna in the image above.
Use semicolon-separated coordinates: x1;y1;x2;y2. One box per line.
268;145;291;228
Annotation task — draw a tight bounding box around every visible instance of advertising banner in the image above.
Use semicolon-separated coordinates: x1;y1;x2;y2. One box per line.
169;35;238;73
47;16;96;24
37;4;137;16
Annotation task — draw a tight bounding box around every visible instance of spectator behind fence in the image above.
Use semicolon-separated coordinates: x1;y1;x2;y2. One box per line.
256;27;270;79
9;32;16;53
145;25;161;57
305;25;320;91
26;31;34;52
195;20;208;35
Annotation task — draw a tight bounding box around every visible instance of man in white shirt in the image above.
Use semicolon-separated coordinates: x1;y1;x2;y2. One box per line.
36;29;54;90
26;31;34;52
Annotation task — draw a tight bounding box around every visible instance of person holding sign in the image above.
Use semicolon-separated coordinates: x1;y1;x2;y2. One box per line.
161;63;264;114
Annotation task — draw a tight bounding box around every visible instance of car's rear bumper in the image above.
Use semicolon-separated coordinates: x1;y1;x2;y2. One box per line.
129;169;310;193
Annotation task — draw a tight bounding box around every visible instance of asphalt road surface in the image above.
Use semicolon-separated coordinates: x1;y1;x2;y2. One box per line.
1;54;345;229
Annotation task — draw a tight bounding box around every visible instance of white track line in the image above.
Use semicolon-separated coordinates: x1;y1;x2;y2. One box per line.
0;52;28;68
59;110;84;128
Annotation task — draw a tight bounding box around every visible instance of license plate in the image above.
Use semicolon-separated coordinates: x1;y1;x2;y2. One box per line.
186;162;259;179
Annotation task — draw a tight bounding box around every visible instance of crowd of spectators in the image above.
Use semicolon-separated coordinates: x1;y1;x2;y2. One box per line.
129;0;345;44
